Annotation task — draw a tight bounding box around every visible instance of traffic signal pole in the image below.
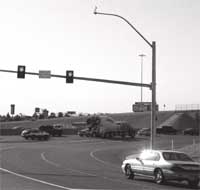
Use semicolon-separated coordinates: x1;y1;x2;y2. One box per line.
0;69;151;88
94;8;157;149
151;41;156;150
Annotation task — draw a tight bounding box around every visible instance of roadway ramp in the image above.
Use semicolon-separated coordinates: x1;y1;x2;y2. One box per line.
158;112;197;131
157;113;183;128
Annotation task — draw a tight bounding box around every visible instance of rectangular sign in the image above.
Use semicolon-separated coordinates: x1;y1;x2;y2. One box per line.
35;107;40;113
39;70;51;78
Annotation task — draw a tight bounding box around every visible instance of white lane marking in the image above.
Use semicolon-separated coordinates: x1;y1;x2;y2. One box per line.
41;152;96;177
0;167;73;190
41;152;60;167
90;149;119;169
0;167;110;190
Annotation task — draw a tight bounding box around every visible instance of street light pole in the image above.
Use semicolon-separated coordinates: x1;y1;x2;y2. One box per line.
151;41;156;149
94;7;157;149
139;54;146;103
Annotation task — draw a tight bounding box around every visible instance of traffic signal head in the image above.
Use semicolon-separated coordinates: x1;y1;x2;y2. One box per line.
66;70;74;83
17;65;26;78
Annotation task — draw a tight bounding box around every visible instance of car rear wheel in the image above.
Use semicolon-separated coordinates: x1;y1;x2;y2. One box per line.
154;169;165;184
125;164;134;180
188;179;199;189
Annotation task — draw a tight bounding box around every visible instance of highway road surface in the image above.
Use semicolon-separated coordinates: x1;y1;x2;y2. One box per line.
0;135;199;190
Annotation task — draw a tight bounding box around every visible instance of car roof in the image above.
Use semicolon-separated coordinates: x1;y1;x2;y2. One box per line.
141;149;186;154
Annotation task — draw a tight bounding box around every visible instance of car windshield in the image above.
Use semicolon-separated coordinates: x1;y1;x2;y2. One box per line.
162;152;193;161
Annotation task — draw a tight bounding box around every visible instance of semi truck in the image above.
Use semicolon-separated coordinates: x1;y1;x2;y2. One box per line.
77;115;136;139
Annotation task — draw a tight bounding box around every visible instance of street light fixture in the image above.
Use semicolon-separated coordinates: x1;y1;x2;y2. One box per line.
94;7;157;149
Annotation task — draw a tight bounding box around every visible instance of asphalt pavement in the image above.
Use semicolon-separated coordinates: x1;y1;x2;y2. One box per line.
0;135;199;190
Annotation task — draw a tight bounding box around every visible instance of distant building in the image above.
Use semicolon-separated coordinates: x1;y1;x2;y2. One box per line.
132;102;159;112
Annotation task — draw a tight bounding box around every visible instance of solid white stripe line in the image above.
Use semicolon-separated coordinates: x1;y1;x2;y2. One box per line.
0;167;110;190
0;167;73;190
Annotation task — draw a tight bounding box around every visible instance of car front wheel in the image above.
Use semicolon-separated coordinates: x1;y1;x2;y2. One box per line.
125;164;134;180
154;169;165;184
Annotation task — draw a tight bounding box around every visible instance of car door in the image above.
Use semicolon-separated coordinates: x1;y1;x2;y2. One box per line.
141;151;160;176
130;158;144;174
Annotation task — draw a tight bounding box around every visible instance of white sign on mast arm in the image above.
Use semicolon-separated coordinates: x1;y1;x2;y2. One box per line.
39;70;51;79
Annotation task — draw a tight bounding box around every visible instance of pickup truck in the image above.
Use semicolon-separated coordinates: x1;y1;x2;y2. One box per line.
21;128;50;140
156;126;177;135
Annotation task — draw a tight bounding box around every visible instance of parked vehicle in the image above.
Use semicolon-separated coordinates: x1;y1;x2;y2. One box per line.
77;128;90;137
21;128;50;141
156;126;177;135
137;128;150;136
122;149;200;188
78;115;136;139
39;124;63;137
183;128;199;136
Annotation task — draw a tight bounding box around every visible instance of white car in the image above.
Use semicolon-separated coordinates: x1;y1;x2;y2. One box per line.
121;149;200;188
